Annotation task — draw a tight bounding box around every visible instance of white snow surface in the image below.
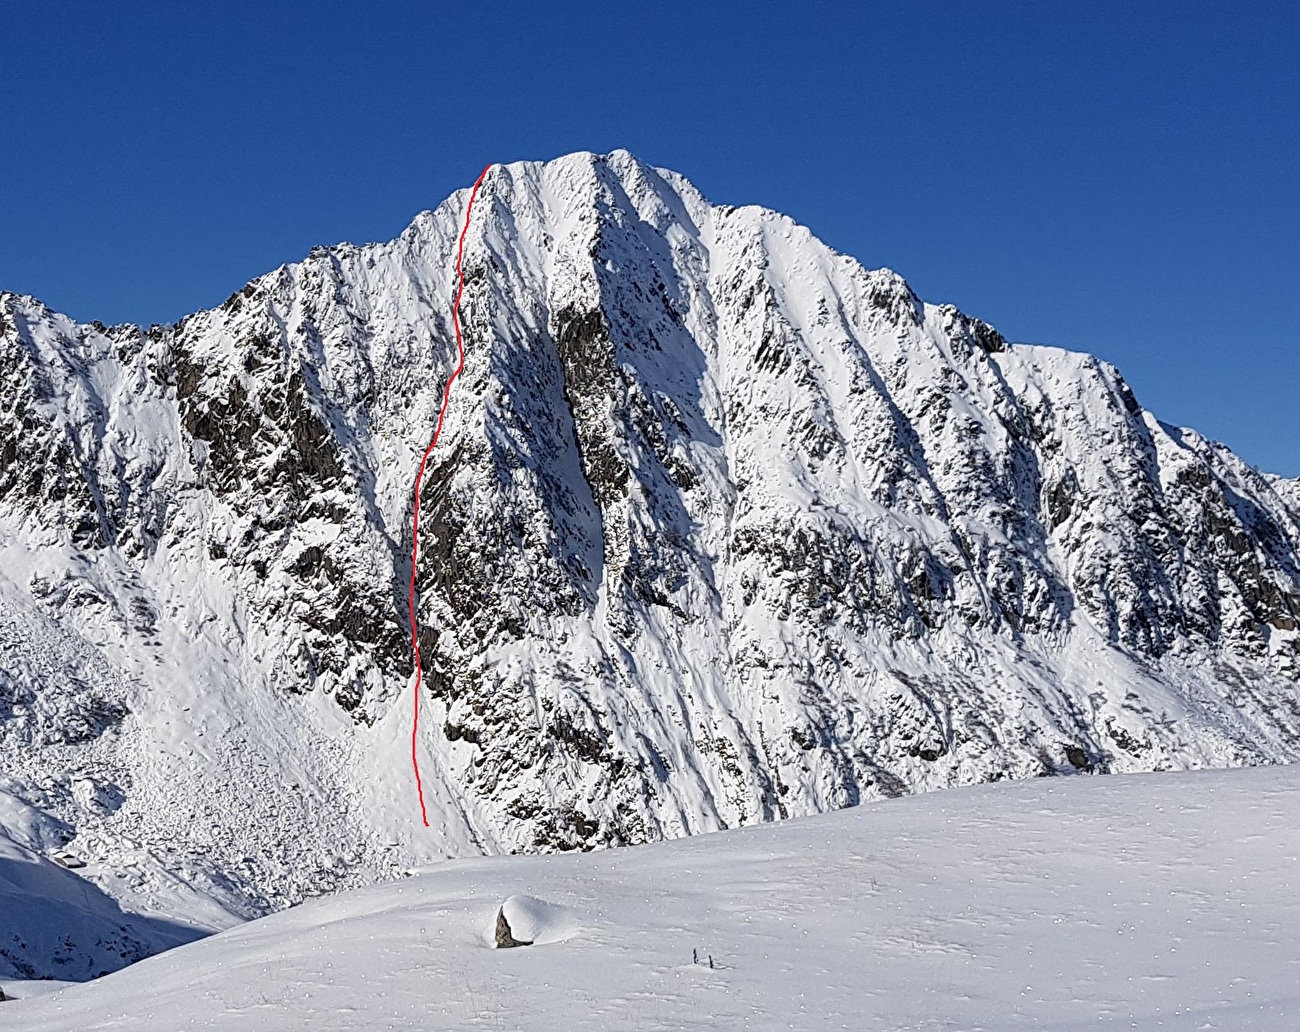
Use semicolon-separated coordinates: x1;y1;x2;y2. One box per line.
2;149;1300;981
0;790;205;981
4;765;1299;1031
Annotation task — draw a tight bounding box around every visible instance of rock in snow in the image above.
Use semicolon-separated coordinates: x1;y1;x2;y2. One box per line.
494;906;532;948
1;150;1299;968
492;894;574;949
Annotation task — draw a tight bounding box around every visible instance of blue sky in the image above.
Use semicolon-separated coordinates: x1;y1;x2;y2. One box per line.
3;1;1297;473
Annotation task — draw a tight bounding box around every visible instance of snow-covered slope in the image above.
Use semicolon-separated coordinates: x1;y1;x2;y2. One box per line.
3;149;1300;959
0;789;208;982
5;765;1300;1031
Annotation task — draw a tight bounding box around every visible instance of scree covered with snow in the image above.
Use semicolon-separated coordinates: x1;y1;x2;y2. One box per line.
4;765;1300;1031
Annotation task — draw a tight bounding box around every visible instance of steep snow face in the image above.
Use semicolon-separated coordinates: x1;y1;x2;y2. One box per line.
2;150;1300;930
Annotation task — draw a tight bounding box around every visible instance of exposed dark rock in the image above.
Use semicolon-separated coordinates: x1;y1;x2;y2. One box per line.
1065;745;1094;772
495;908;533;948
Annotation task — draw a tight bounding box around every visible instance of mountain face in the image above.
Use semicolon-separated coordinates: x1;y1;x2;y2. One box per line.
2;150;1300;959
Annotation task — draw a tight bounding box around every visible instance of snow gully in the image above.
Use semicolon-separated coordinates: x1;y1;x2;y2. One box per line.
408;164;493;827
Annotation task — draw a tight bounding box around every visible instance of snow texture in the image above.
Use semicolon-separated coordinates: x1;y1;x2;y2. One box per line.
4;766;1300;1030
0;790;203;981
1;150;1299;977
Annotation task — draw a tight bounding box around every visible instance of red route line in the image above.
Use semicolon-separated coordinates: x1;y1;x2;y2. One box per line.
409;164;492;827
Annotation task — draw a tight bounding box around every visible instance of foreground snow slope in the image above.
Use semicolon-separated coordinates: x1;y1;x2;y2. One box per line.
6;765;1299;1031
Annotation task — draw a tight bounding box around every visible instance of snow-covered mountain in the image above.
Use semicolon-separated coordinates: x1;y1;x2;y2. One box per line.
2;150;1300;970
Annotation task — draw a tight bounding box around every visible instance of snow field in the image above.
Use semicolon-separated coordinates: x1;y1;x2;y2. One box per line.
5;764;1300;1031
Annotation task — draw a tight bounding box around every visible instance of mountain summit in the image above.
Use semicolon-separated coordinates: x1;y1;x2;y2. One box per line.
2;151;1299;962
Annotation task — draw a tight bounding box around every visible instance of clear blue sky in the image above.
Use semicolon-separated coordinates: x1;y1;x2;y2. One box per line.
3;1;1297;474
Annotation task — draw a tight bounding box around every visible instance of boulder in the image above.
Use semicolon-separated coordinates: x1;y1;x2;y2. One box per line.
495;908;533;949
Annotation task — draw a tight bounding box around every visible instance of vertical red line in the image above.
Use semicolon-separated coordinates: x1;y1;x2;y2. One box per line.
409;164;493;827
